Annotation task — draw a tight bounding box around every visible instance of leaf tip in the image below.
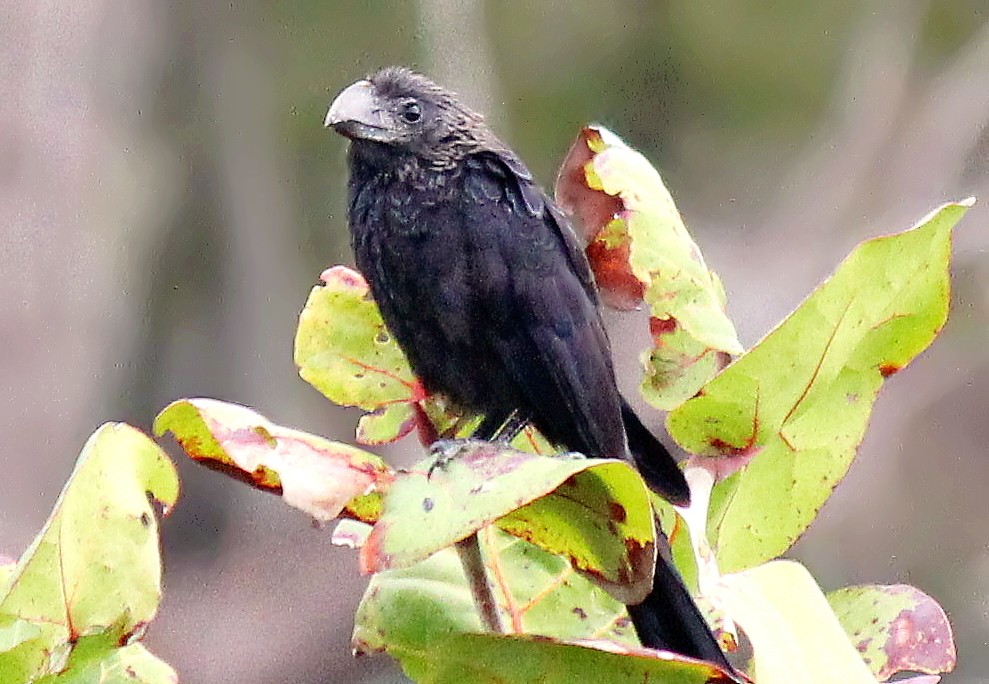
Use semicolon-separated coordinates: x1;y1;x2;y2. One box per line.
151;398;193;438
879;362;901;378
320;265;368;290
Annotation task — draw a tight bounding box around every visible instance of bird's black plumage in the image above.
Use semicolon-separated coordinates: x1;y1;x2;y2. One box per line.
326;66;733;671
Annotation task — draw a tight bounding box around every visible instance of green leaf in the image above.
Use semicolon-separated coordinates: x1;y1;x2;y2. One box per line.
408;633;739;684
154;398;392;523
294;265;419;411
359;567;737;684
0;424;177;683
555;125;742;409
355;529;636;654
361;441;656;604
291;266;558;449
496;459;656;604
641;323;732;410
34;635;177;684
294;265;467;446
828;584;956;680
714;560;875;684
356;403;418;445
668;199;974;571
0;619;42;654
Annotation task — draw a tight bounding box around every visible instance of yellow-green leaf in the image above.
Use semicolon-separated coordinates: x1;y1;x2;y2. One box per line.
555;125;742;409
154;398;392;523
361;442;656;605
828;584;955;680
294;265;418;411
669;200;974;571
0;424;177;682
354;528;637;656
714;560;874;684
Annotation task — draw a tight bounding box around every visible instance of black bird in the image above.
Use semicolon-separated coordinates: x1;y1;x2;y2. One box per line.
325;66;732;671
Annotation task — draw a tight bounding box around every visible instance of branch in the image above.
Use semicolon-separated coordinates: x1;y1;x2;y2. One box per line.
455;530;506;633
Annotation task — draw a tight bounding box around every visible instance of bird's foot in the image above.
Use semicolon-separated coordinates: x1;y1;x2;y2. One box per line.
426;438;489;478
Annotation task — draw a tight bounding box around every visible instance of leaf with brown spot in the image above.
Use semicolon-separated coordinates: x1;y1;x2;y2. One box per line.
828;584;956;680
555;125;742;408
360;441;656;605
154;398;393;523
354;528;741;683
668;200;974;572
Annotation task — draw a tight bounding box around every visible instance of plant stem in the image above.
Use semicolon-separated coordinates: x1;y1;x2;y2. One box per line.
455;530;505;633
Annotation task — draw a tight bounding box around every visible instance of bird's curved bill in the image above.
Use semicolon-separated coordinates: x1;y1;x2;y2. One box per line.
325;80;389;140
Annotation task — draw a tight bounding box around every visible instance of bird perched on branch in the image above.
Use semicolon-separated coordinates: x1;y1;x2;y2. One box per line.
325;66;733;671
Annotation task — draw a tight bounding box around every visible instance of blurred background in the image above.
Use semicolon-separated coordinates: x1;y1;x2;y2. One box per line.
2;1;987;682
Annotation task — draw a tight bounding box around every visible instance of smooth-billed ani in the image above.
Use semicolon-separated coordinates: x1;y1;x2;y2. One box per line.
325;66;733;671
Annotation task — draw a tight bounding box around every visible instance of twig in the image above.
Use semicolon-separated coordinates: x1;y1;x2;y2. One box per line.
455;530;505;633
482;526;524;632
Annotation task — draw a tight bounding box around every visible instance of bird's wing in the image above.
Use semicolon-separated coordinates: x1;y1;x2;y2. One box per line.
477;146;601;305
461;151;624;458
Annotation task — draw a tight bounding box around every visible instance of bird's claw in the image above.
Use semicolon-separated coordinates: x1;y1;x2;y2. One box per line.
426;438;485;478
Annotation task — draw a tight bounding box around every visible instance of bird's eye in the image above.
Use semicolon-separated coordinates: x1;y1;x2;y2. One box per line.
399;100;422;124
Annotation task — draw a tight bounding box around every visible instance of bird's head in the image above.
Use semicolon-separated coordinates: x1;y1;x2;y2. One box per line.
325;67;491;166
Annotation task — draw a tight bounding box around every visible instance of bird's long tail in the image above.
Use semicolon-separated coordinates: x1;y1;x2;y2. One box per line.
626;551;737;674
621;399;691;507
621;399;741;678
